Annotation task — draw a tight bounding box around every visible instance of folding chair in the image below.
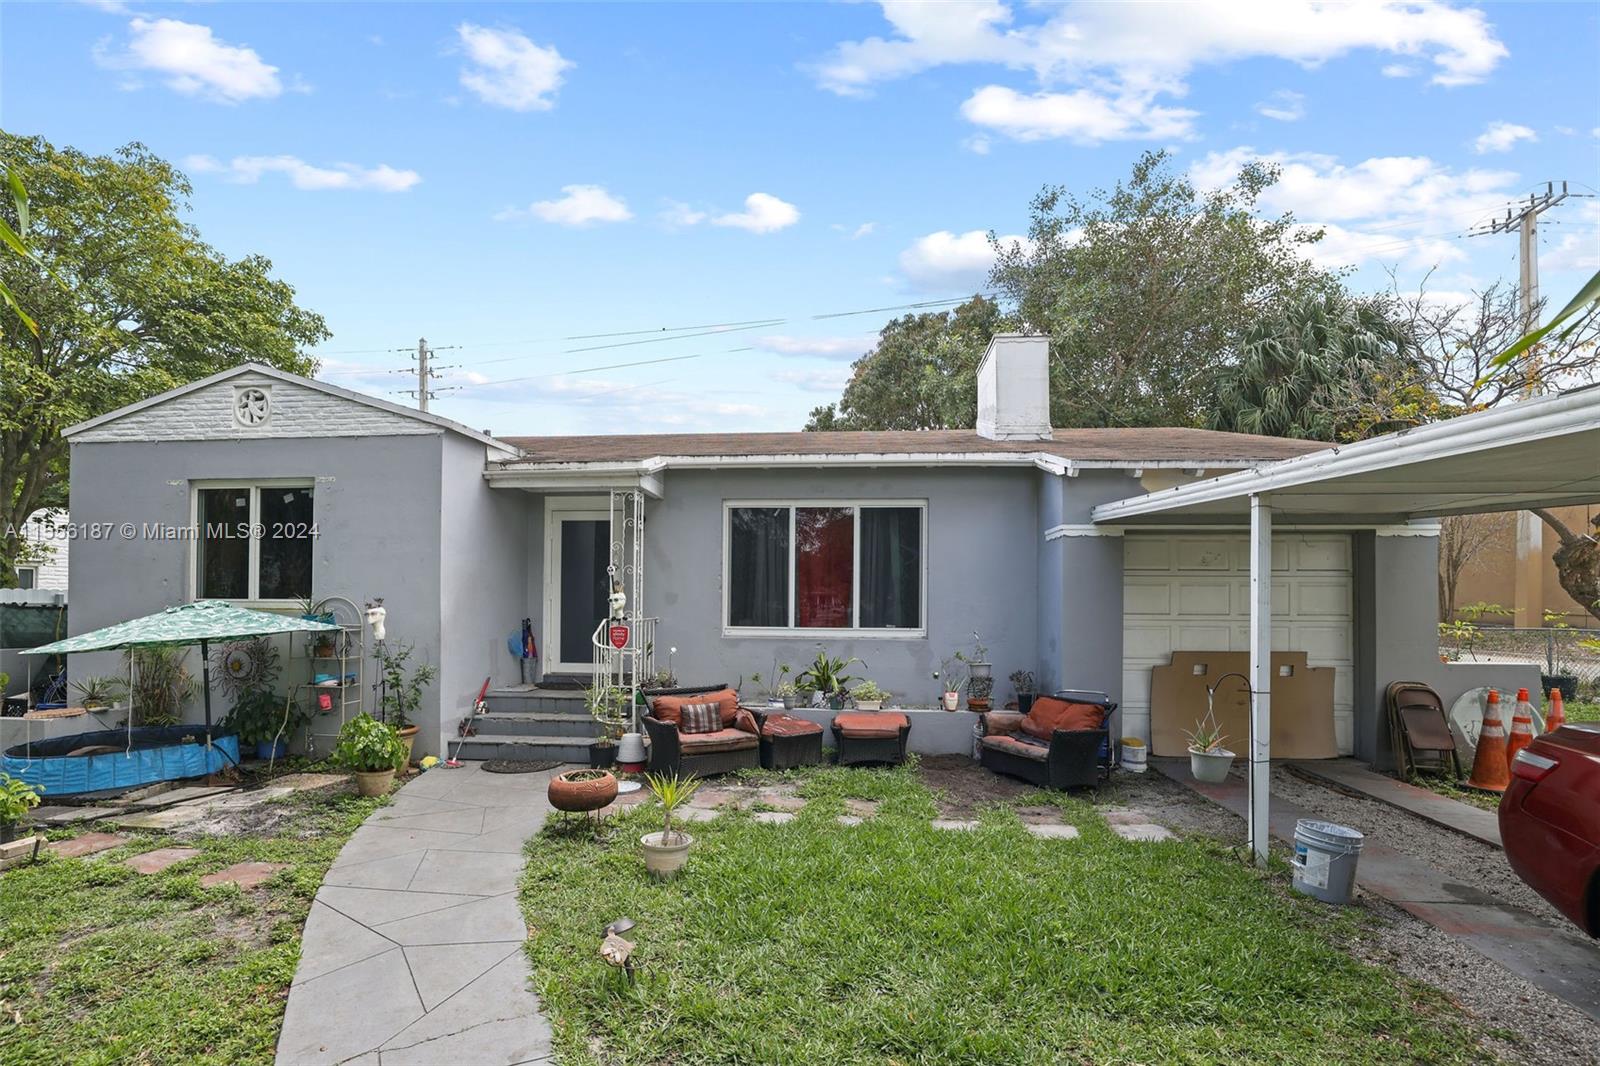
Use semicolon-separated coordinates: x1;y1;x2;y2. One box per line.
1385;680;1461;779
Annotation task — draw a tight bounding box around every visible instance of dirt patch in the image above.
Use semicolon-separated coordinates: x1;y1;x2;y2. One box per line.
917;754;1034;815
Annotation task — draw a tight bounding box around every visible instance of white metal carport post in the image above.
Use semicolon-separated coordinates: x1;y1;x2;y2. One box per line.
1248;495;1272;866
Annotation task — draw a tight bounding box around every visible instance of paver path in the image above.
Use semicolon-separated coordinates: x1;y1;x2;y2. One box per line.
276;764;555;1066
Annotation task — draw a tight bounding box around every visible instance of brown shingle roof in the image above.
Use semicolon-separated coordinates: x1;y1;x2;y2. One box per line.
496;428;1325;465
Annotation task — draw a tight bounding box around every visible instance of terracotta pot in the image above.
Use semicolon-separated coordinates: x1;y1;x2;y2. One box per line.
354;769;396;797
548;769;618;813
396;725;419;764
641;830;692;878
967;697;991;712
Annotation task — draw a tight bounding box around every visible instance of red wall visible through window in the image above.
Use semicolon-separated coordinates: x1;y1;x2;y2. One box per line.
796;507;853;627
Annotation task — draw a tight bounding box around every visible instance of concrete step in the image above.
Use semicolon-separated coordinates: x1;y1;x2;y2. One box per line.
470;712;597;739
484;688;587;714
453;734;593;763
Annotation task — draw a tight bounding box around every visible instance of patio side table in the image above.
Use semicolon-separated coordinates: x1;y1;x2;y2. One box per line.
750;710;825;770
831;712;911;766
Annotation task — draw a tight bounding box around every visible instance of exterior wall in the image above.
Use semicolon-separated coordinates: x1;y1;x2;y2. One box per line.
1353;531;1540;769
1041;473;1137;702
632;467;1040;708
71;372;435;443
1448;504;1599;629
66;434;447;748
437;434;532;756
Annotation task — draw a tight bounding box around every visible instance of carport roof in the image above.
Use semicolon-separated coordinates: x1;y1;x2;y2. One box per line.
1093;383;1600;526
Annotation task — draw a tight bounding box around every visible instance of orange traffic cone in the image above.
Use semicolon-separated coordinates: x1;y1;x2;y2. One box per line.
1466;690;1511;793
1507;688;1536;767
1545;688;1567;733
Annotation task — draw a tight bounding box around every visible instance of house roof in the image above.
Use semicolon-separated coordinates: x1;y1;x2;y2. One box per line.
495;427;1325;466
63;363;513;453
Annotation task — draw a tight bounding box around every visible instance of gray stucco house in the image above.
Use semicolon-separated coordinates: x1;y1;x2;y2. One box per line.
57;335;1531;765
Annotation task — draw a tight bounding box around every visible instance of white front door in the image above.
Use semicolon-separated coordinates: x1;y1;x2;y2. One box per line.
543;499;612;675
1120;533;1355;753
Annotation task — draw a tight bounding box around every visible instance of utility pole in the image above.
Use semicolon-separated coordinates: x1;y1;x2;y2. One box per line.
415;336;431;413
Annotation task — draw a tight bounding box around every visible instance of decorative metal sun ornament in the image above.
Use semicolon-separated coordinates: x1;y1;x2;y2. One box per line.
213;637;281;698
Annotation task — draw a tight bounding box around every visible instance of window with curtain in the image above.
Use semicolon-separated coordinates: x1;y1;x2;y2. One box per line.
726;503;924;631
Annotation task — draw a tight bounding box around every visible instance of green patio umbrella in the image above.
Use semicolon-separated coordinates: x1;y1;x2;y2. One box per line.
23;600;341;748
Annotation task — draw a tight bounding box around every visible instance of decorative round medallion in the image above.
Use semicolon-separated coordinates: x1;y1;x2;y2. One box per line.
235;386;271;427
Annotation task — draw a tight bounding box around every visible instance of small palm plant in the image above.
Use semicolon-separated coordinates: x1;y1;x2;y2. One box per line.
645;771;701;846
1184;709;1229;755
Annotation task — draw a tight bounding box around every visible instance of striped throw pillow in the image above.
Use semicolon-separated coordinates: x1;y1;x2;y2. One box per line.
679;702;722;734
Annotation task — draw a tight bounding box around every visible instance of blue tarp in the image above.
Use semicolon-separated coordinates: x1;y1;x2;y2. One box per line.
2;726;239;796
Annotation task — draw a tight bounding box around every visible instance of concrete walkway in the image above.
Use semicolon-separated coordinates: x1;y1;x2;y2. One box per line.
1285;758;1502;847
1154;757;1600;1022
276;764;555;1066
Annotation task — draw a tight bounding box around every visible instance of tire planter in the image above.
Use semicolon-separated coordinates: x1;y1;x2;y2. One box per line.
1189;748;1235;784
354;768;396;797
641;830;692;879
548;769;618;813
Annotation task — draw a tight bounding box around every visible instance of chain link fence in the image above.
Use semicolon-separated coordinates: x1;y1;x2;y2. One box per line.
1439;624;1600;700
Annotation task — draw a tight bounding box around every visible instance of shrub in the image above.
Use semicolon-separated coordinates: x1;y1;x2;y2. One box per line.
331;713;408;773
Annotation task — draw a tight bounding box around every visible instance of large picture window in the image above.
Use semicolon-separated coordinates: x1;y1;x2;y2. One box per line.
194;483;315;602
725;502;924;633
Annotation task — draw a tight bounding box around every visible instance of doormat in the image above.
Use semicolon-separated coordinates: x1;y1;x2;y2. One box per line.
481;759;562;774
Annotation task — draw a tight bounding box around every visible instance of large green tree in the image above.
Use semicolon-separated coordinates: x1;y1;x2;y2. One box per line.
805;296;1002;430
0;133;328;586
1206;292;1418;442
989;150;1340;428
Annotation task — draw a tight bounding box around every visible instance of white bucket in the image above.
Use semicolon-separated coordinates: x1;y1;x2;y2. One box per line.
1291;819;1364;905
1120;742;1148;773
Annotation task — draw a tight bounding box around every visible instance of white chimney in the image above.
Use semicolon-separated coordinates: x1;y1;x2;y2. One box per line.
976;333;1051;441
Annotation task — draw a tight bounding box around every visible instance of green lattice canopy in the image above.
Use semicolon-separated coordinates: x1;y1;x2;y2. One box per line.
23;600;339;656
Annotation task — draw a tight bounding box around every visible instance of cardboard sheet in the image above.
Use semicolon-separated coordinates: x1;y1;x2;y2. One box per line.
1149;651;1337;759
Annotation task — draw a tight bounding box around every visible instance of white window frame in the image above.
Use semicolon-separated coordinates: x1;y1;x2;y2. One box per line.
721;499;928;639
189;479;315;606
14;565;37;590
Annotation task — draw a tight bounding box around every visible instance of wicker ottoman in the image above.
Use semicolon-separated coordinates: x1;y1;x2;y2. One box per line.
831;712;911;766
757;713;825;770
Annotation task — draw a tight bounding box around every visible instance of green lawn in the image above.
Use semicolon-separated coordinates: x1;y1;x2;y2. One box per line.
520;763;1488;1065
1565;699;1600;723
0;785;382;1066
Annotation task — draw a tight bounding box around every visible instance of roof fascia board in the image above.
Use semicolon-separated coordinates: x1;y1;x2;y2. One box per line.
489;453;1277;477
1091;387;1600;524
1051;521;1440;539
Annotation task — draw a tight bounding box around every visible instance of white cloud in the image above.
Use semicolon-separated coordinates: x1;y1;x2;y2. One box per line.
94;17;282;103
1190;147;1521;270
772;368;853;393
456;23;571;111
961;85;1198;143
712;193;800;234
184;154;421;192
1543;200;1600;273
659;200;709;229
1381;63;1415;78
497;184;632;226
1255;89;1306;122
813;1;1506;144
755;335;876;360
1473;120;1537;154
850;221;877;239
898;229;1028;291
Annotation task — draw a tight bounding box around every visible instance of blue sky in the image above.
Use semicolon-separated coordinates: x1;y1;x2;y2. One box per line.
3;1;1597;435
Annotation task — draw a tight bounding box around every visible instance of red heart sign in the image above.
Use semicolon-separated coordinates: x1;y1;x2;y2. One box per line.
608;624;630;650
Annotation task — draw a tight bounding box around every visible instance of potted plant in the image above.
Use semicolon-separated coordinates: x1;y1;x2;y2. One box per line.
640;771;701;879
71;676;119;711
0;773;42;845
935;656;965;711
750;658;794;706
1184;710;1235;784
851;680;890;711
773;682;800;711
957;633;992;708
1009;670;1037;714
223;689;309;760
333;713;409;796
585;683;629;769
797;650;864;711
376;642;437;762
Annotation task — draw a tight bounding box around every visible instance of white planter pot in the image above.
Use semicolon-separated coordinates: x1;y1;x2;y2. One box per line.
1189;748;1236;784
617;732;647;768
854;700;882;711
640;830;693;879
942;692;960;711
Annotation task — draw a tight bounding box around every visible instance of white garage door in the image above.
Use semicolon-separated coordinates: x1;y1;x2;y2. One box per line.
1121;534;1355;755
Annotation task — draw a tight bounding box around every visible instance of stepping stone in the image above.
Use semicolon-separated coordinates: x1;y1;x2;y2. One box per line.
129;785;234;808
616;788;652;806
1111;823;1175;843
756;790;807;812
271;772;349;792
124;846;201;873
48;832;129;858
205;787;294;810
931;819;979;832
689;787;747;809
752;811;795;825
836;815;864;827
1025;823;1081;841
676;807;722;823
32;805;120;825
113;807;208;831
845;799;880;818
1100;807;1155;826
200;861;288;889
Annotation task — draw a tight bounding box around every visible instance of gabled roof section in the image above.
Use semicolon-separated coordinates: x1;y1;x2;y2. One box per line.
495;427;1323;466
64;362;513;453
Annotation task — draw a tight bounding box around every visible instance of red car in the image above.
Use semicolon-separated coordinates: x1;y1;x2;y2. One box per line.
1500;724;1600;936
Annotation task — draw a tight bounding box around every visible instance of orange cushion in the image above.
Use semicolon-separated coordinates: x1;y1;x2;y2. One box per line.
834;712;909;738
1019;697;1104;741
678;728;759;754
651;688;739;727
